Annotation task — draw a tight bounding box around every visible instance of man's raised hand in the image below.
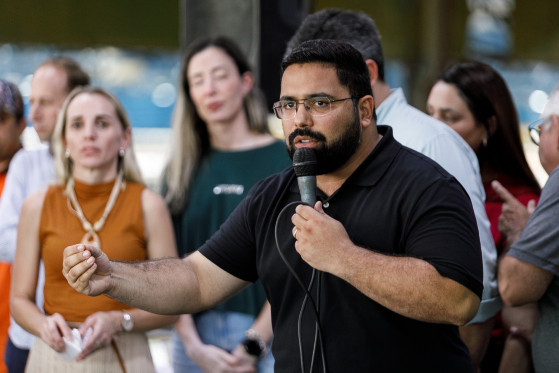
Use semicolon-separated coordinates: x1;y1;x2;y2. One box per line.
62;244;112;297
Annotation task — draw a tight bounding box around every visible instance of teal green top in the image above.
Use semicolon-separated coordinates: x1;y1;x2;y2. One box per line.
173;140;290;316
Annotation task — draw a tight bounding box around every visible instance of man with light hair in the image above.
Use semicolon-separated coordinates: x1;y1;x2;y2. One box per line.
496;84;559;373
0;57;89;371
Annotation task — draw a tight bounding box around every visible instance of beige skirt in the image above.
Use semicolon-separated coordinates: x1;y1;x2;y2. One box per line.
25;332;155;373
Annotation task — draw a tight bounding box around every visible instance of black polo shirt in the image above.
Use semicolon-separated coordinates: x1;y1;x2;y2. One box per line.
200;125;482;372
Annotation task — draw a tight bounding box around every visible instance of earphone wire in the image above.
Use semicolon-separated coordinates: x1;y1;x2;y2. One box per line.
274;200;328;373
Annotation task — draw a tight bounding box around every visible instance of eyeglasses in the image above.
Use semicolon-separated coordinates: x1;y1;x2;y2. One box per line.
528;116;552;145
272;97;354;120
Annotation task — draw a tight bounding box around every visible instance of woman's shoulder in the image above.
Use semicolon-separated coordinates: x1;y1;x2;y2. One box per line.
22;187;50;217
140;187;168;212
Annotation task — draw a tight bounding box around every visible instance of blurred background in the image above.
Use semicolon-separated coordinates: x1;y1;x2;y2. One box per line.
1;0;558;371
2;0;559;188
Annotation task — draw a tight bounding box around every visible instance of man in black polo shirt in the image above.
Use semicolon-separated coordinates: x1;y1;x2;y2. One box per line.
63;40;482;372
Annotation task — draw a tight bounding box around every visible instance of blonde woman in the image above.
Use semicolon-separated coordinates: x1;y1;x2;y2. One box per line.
11;86;178;372
162;36;290;372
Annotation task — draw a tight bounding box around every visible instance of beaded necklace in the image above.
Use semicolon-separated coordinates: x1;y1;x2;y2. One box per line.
65;171;124;249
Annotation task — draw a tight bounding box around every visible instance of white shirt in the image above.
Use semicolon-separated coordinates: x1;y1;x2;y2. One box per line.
0;145;55;348
377;88;501;323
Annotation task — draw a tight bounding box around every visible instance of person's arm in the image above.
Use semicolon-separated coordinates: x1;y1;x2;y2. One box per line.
77;189;180;359
423;133;499;323
0;153;28;262
123;188;179;328
175;314;255;372
292;202;480;325
231;301;273;361
174;302;272;372
63;245;248;315
498;256;553;306
242;301;273;347
11;189;74;352
492;179;554;306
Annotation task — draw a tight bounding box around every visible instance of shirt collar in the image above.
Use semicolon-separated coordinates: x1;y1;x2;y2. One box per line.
376;88;406;125
347;125;400;187
288;125;401;196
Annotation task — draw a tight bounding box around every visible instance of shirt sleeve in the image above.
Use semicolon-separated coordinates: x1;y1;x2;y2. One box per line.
422;132;500;322
0;152;28;262
403;176;484;300
198;183;261;282
508;167;559;277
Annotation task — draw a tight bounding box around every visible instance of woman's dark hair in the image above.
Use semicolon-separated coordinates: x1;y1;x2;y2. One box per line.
437;61;540;192
0;79;24;122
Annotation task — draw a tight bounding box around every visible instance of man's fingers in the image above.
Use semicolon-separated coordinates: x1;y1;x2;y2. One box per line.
73;262;100;296
491;180;517;203
62;244;85;269
86;244;103;259
64;250;91;279
62;245;90;274
527;199;537;214
313;201;324;213
62;251;91;274
65;256;97;295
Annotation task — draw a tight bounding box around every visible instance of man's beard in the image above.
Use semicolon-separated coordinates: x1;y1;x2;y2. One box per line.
287;112;361;175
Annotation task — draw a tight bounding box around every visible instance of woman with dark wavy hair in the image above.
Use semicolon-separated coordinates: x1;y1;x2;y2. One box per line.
427;61;540;373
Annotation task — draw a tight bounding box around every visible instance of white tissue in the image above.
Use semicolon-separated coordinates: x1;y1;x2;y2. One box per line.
59;327;92;362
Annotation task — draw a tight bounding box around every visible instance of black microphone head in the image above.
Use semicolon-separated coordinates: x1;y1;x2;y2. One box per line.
293;148;318;177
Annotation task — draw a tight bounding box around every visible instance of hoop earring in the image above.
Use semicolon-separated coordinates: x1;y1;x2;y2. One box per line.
119;148;125;157
65;149;70;158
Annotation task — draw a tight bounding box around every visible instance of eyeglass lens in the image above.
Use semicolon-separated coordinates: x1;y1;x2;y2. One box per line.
274;97;334;119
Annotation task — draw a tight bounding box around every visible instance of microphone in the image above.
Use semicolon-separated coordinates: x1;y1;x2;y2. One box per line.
293;148;318;205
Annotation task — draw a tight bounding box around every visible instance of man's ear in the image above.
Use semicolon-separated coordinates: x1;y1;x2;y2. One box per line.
358;96;375;128
552;114;559;150
365;59;379;86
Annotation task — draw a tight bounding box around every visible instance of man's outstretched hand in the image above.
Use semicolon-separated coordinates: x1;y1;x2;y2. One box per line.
62;244;112;297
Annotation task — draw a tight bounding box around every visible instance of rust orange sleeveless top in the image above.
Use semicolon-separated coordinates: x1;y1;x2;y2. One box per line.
40;179;146;322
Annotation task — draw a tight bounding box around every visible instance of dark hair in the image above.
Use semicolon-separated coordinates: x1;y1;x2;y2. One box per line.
285;8;385;82
437;61;540;192
0;79;24;122
282;39;373;107
39;56;90;93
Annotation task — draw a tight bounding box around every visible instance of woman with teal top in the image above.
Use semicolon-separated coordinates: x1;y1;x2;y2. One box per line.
161;36;290;372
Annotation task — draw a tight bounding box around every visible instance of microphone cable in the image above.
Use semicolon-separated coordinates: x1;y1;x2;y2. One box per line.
274;200;328;373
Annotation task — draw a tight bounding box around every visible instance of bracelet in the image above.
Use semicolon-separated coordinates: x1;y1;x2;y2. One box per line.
242;329;267;358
